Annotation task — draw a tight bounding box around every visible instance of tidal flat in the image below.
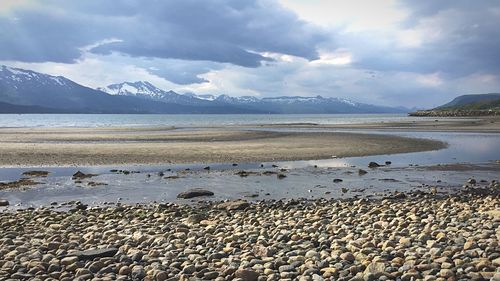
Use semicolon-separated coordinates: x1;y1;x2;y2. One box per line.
0;117;499;281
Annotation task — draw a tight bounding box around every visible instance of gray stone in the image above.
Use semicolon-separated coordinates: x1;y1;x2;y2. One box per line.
177;188;214;199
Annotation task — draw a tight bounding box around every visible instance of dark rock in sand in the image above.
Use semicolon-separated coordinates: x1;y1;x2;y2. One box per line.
244;193;259;198
277;173;287;179
203;166;210;170
0;199;9;206
385;161;392;165
358;169;368;175
333;178;343;183
22;171;50;177
235;171;250;177
177;188;214;199
217;200;250;210
379;178;400;182
368;162;381;168
72;171;97;180
87;181;108;187
64;248;118;260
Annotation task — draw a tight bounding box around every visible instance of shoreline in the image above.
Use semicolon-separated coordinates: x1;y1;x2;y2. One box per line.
239;116;500;133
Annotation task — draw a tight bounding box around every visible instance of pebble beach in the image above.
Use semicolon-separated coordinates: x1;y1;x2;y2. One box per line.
1;187;498;281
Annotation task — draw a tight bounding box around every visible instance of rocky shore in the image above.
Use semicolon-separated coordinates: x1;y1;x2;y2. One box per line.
408;110;500;117
1;190;499;281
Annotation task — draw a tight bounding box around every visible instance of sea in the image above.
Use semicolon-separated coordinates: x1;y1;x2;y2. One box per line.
0;113;442;128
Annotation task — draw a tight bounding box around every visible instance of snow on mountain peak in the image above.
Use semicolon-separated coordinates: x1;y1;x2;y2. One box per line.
98;81;171;99
0;65;71;87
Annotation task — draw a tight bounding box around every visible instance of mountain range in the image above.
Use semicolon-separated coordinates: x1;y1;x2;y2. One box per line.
0;65;408;114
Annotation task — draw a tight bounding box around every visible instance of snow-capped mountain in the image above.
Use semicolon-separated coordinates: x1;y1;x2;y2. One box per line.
98;81;213;106
208;94;404;113
183;92;218;101
1;65;75;89
98;81;172;99
215;95;261;104
97;80;407;113
0;66;261;113
0;65;407;113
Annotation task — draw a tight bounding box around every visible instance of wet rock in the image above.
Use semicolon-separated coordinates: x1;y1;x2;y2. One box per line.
0;199;9;206
72;171;97;180
368;162;381;168
467;178;477;185
358;169;368;175
333;178;343;183
22;170;50;177
0;178;40;190
177;188;214;199
277;174;287;179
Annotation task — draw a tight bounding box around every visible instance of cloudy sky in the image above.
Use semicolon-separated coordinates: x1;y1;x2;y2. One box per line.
1;0;499;107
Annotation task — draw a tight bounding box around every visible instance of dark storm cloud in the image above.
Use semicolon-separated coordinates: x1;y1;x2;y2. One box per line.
0;0;325;68
353;0;500;77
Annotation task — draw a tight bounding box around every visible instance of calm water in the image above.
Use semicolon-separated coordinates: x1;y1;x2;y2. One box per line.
0;114;498;208
0;131;499;208
0;113;451;128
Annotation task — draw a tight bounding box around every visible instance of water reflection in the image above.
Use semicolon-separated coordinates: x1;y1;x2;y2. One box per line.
0;131;499;208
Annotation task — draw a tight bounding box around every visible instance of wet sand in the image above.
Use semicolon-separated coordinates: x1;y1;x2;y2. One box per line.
250;116;500;133
0;127;445;167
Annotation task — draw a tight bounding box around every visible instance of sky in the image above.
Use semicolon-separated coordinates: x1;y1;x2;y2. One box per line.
1;0;499;108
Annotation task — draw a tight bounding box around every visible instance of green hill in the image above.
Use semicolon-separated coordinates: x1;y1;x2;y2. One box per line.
437;93;500;111
409;93;500;116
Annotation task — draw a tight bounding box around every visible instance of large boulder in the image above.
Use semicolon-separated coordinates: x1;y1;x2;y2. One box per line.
177;188;214;199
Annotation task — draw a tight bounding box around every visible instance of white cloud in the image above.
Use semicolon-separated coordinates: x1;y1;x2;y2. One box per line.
311;49;353;65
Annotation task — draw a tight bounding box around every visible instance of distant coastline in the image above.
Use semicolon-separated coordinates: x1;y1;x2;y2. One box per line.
409;109;500;117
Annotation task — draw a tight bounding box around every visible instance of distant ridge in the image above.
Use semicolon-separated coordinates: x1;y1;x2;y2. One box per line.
0;101;70;113
99;81;408;114
409;93;500;116
1;65;407;114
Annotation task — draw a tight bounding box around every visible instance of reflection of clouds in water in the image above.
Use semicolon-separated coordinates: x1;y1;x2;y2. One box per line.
278;132;500;168
283;159;351;169
451;138;497;153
